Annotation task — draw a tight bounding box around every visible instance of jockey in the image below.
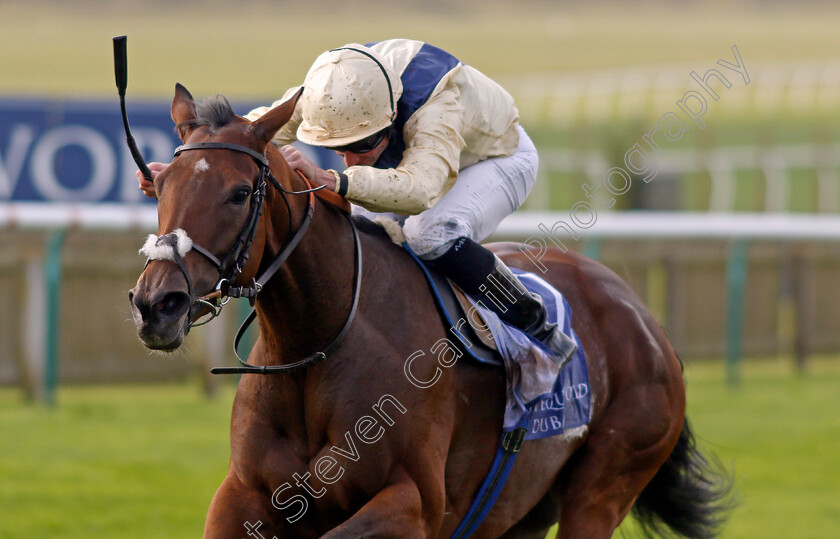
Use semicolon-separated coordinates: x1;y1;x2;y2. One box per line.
140;39;567;355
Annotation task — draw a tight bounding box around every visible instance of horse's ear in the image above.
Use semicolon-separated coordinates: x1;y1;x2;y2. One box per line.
171;83;196;140
251;87;304;147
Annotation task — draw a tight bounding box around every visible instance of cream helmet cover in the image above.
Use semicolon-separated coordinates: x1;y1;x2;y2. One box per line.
296;44;404;147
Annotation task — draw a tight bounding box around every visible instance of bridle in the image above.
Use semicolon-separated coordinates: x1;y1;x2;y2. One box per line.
147;141;363;376
114;36;361;375
149;142;275;324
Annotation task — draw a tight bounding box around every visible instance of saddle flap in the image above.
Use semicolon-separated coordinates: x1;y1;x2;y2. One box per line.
450;281;498;351
419;256;501;365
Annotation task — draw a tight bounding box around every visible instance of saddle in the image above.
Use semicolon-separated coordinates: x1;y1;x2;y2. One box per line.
420;257;502;365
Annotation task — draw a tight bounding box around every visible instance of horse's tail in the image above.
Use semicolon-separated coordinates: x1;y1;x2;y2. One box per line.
631;417;734;539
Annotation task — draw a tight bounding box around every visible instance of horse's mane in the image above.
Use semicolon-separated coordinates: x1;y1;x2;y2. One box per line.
177;95;236;134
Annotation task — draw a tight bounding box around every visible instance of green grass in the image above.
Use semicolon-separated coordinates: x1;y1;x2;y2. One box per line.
677;358;840;538
627;356;840;538
555;357;840;539
0;383;232;538
1;358;839;537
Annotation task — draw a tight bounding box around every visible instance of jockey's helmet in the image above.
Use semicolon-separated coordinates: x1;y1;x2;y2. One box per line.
296;44;402;148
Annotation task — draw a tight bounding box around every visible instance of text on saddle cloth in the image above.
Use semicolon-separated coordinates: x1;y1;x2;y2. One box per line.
466;269;591;440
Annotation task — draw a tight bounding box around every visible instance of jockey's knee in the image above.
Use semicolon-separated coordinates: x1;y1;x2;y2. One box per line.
403;216;472;260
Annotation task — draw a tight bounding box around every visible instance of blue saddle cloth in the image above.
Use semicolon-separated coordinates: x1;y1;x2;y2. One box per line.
406;246;591;440
467;269;591;439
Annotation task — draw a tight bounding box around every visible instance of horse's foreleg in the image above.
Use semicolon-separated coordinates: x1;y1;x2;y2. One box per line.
321;480;434;538
204;472;277;539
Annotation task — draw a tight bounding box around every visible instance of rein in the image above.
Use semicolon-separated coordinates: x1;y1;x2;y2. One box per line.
212;207;362;375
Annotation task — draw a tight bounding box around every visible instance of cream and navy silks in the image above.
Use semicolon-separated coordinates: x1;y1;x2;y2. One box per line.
247;39;537;259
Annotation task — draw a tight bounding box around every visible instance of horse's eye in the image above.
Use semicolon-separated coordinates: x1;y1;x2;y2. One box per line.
231;187;251;205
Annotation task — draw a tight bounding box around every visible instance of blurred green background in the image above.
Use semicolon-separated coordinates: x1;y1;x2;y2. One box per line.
1;0;839;537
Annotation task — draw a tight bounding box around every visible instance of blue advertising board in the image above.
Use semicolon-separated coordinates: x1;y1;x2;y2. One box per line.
0;98;341;204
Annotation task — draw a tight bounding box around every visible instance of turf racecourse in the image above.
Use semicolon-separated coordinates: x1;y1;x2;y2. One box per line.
1;1;838;537
1;357;838;538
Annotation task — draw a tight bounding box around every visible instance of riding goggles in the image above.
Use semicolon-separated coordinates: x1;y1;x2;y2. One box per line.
326;126;390;154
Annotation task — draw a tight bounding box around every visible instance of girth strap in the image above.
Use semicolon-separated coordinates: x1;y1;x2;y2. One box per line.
449;418;529;539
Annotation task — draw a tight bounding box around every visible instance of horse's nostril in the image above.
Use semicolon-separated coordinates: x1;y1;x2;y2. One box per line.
156;292;190;318
129;289;150;323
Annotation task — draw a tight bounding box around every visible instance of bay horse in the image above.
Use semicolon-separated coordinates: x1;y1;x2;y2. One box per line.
129;84;730;538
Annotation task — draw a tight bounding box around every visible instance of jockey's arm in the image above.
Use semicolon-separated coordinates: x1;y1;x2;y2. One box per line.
344;86;465;215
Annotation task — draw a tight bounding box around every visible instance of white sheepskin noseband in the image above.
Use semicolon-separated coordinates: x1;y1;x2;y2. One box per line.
139;229;194;261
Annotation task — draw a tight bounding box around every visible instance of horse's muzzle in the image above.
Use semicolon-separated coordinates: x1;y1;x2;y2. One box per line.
129;286;191;351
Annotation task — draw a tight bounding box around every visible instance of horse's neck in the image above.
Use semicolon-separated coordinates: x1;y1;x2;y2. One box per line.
255;191;357;362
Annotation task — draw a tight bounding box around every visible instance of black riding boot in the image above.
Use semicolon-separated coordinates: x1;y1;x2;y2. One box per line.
426;237;577;358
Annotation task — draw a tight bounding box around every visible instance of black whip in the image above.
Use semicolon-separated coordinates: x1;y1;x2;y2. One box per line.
113;36;153;182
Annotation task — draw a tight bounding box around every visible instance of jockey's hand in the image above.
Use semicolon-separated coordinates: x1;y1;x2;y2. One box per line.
136;162;169;198
279;145;337;192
